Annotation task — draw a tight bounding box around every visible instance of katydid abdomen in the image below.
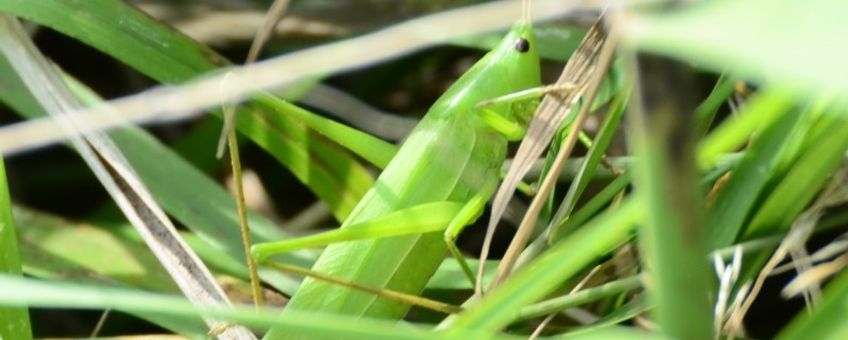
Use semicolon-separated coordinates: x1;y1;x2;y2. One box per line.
279;22;540;323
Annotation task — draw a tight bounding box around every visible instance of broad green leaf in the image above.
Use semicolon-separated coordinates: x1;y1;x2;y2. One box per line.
0;161;31;340
625;0;848;100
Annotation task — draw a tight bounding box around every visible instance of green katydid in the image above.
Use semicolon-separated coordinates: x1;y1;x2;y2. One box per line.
250;10;553;326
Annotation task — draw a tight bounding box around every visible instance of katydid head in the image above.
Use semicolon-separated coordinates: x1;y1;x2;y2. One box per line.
425;20;541;126
492;21;541;92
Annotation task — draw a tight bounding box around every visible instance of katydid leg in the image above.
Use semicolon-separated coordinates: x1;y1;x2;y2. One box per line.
475;83;577;109
441;178;500;289
250;201;464;262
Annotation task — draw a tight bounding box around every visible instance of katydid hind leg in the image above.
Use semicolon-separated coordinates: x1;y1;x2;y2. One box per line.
443;178;501;291
250;201;464;262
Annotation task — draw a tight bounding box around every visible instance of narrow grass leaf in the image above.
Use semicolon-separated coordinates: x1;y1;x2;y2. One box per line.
706;106;808;249
0;161;31;339
697;88;795;167
743;111;848;239
629;54;713;338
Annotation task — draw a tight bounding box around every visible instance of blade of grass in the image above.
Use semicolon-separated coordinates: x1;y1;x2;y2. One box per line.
0;274;580;340
697;88;796;167
550;171;632;242
517;275;643;321
742;109;848;240
0;160;31;340
706;97;809;249
628;53;713;339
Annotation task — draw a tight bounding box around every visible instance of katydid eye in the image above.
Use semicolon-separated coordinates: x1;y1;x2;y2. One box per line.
514;38;530;53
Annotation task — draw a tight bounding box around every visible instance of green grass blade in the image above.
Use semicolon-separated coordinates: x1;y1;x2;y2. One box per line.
0;274;425;339
705;101;811;249
630;55;713;339
0;160;32;340
0;274;555;340
517;275;643;321
698;88;795;167
551;171;632;242
743;110;848;239
561;298;652;339
694;74;735;137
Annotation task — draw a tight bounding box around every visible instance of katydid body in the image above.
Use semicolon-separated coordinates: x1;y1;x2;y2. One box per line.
256;22;541;328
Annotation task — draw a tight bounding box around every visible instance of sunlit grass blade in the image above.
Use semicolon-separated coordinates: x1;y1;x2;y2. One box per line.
0;275;429;340
516;275;643;321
